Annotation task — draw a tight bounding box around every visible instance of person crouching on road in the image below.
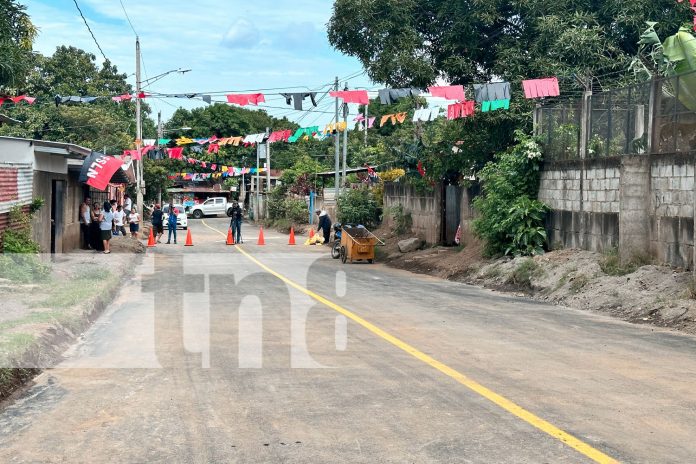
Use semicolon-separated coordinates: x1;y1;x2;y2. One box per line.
151;204;164;243
316;209;331;245
99;201;114;254
166;202;178;244
230;201;243;244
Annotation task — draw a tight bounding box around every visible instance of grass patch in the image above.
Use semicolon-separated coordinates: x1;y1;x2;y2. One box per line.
32;268;116;309
599;248;651;276
482;265;502;279
686;278;696;300
506;259;543;289
569;274;591;293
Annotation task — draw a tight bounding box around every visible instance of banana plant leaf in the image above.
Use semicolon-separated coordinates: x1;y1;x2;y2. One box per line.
663;27;696;111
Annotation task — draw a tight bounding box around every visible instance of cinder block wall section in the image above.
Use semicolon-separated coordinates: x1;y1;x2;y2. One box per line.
539;159;620;252
538;155;695;269
383;183;441;244
649;154;695;269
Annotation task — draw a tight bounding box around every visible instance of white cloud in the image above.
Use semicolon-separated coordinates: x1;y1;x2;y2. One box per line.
221;19;261;49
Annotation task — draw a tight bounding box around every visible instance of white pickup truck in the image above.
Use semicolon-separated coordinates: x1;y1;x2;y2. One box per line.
189;197;233;219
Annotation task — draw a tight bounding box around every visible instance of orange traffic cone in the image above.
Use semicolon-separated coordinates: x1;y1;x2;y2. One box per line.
257;227;265;245
309;228;315;239
184;229;193;246
226;227;235;245
147;228;156;247
288;227;296;245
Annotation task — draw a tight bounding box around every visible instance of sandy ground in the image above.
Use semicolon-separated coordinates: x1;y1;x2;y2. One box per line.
375;225;696;335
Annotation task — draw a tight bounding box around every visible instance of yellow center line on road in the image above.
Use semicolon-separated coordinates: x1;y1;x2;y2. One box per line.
200;220;619;464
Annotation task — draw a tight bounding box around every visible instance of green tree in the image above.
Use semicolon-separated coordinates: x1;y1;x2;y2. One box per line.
0;45;155;152
0;0;36;89
328;0;693;183
328;0;691;88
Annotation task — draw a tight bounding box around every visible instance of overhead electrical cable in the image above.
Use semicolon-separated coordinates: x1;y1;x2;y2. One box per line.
72;0;108;63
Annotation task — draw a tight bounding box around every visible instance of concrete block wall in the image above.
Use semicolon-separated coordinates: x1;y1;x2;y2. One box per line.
538;164;581;212
383;182;441;244
539;154;696;269
583;164;620;214
649;154;695;269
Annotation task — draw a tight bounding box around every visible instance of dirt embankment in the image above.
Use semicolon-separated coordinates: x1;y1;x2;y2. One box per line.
375;226;696;335
0;236;145;401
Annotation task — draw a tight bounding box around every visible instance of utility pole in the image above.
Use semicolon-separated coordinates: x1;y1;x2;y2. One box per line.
334;76;340;201
342;83;348;191
265;126;271;219
364;102;369;146
255;138;260;221
135;37;143;212
157;111;162;206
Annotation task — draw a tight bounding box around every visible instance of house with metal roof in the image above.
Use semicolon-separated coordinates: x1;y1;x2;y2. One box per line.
0;136;134;252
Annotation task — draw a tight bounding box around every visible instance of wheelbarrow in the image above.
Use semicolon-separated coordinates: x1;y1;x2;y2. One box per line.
339;226;384;264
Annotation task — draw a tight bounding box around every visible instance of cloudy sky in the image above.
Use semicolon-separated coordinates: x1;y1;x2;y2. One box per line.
23;0;374;127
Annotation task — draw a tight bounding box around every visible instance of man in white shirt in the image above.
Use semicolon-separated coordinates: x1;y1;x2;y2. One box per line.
123;194;132;216
112;205;127;236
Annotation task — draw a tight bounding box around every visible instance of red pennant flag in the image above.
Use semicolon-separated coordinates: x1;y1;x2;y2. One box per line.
167;147;184;159
85;155;124;191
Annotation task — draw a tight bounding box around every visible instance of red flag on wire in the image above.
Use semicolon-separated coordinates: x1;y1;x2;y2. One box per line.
83;155;124;191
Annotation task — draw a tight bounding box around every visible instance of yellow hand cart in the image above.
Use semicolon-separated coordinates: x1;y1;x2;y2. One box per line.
339;226;384;264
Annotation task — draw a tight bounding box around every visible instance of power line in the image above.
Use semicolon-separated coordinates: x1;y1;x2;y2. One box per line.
118;0;138;37
72;0;108;63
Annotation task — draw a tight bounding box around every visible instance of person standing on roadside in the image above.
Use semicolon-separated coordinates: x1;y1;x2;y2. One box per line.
166;202;178;244
128;206;140;239
151;204;164;244
112;205;127;237
99;201;114;254
229;201;243;244
90;203;103;251
123;194;132;216
79;197;92;249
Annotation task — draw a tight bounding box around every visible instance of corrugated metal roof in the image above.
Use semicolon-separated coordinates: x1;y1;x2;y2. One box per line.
0;163;33;214
0;136;91;158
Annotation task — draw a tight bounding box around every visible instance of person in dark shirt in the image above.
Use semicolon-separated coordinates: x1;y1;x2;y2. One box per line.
229;202;243;244
151;204;164;243
316;209;332;245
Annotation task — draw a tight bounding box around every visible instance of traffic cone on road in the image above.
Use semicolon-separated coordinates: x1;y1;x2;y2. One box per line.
288;227;296;245
257;227;265;245
309;228;315;239
147;228;156;248
226;227;235;245
184;229;193;246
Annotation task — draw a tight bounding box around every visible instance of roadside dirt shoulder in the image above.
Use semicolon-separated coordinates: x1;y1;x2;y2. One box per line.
0;236;145;401
376;227;696;335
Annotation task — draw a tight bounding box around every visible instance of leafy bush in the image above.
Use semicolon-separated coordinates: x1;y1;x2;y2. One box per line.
380;168;405;182
337;188;379;227
473;131;547;256
267;185;288;220
285;198;308;223
0;202;50;282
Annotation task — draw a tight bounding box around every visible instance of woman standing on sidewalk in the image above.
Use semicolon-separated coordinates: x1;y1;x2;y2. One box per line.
99;201;114;254
128;206;140;239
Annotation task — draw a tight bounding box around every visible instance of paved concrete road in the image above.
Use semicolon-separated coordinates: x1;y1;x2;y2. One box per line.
2;217;696;463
